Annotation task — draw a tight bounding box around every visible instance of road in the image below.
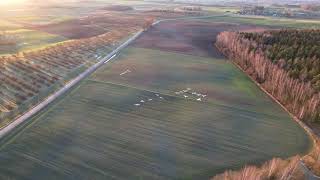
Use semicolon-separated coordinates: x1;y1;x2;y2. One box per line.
0;14;230;139
0;29;144;139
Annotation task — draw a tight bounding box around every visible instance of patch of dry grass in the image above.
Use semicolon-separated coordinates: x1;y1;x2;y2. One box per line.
212;156;304;180
302;138;320;176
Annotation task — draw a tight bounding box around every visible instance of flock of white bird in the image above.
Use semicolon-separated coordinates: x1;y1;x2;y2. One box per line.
134;93;164;107
134;88;207;107
175;88;207;102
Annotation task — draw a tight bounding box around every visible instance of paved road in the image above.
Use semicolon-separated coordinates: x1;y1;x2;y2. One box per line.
0;29;144;139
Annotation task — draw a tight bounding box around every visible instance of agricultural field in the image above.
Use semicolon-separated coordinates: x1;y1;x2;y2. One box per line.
0;28;137;128
0;1;203;55
198;15;320;29
30;12;147;39
203;6;240;14
0;19;311;179
132;21;266;57
0;1;178;125
0;29;67;55
0;20;21;31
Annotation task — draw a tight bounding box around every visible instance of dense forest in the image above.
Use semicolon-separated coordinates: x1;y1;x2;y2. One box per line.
216;29;320;123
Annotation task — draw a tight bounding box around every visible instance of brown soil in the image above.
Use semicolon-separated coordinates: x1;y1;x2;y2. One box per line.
27;11;191;40
29;12;146;39
133;20;267;58
101;5;134;12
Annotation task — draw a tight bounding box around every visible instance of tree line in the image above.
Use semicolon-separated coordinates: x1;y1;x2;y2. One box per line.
216;29;320;123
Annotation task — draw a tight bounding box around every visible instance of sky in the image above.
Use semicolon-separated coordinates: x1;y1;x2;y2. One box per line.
0;0;27;5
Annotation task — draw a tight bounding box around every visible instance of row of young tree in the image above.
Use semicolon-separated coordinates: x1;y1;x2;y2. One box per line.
216;30;320;123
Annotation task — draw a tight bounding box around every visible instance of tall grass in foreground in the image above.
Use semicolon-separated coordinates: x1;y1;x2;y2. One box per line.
302;139;320;176
212;156;304;180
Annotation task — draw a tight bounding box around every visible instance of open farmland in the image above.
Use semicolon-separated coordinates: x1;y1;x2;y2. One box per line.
0;20;67;55
0;28;138;128
0;29;67;55
29;12;147;39
0;2;202;54
0;2;163;126
132;21;267;58
30;9;202;39
0;19;311;179
197;15;320;29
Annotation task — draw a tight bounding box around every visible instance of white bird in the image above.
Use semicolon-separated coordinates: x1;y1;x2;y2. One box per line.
155;94;159;97
202;95;207;97
134;104;141;106
192;92;197;95
159;97;164;99
196;94;202;96
140;100;145;103
197;98;202;101
184;95;188;98
120;69;131;76
148;99;153;101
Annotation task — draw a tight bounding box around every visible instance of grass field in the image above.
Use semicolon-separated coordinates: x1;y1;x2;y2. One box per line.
0;47;311;179
0;28;67;55
204;6;240;14
0;5;316;179
0;20;22;31
198;15;320;29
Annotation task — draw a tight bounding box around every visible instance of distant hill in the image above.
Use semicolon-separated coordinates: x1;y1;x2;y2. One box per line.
148;0;320;5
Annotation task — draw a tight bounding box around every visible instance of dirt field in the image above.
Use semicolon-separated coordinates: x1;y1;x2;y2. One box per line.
132;20;267;58
29;12;146;39
101;5;134;12
27;10;197;40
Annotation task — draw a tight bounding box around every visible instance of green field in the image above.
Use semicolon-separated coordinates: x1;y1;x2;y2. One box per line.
198;15;320;29
0;47;311;179
0;28;67;55
2;2;319;55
